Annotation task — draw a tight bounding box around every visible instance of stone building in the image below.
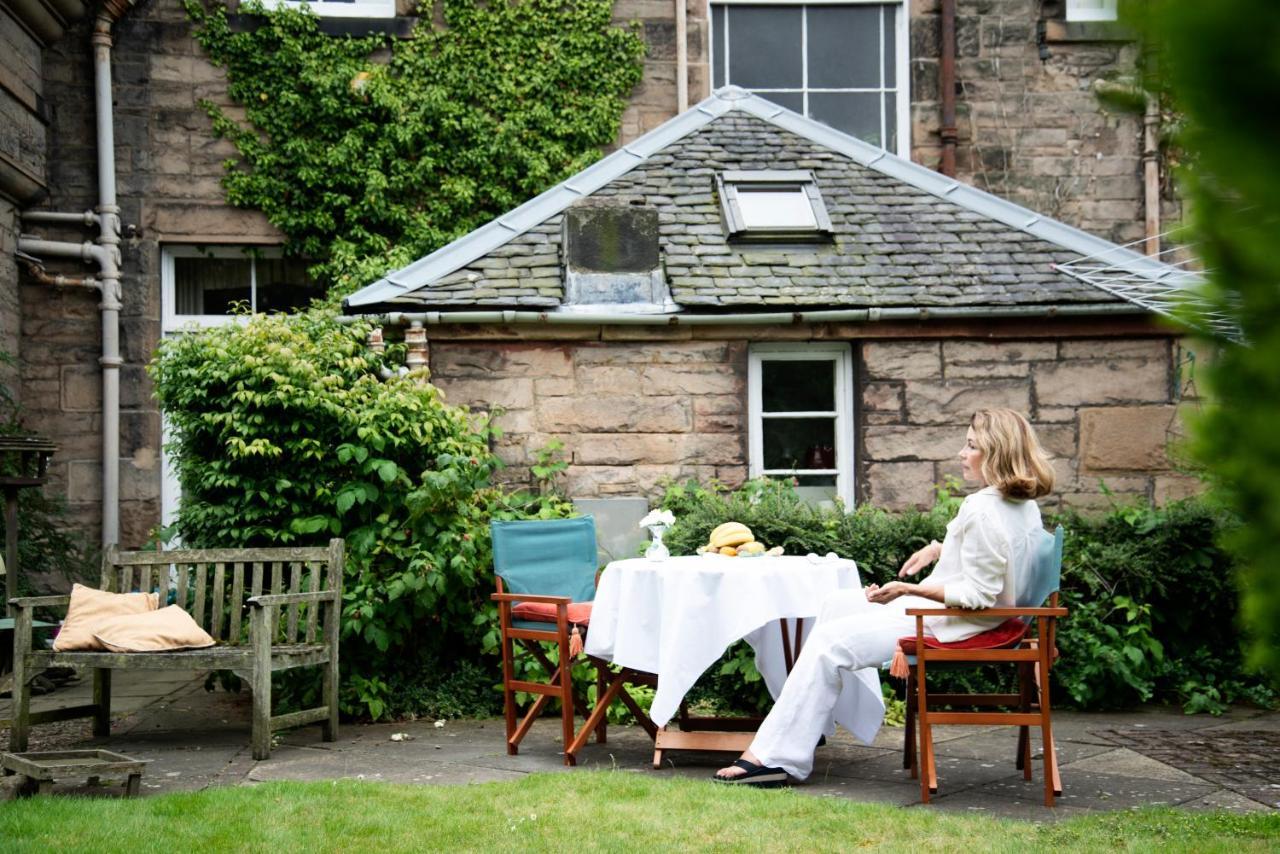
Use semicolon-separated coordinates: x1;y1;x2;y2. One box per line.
2;0;1189;549
344;89;1197;513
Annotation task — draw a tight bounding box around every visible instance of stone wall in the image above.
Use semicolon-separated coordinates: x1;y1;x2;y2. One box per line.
427;329;1200;511
614;0;710;143
860;335;1201;509
1;200;20;402
909;0;1170;246
1;8;50;405
429;338;749;497
25;0;280;546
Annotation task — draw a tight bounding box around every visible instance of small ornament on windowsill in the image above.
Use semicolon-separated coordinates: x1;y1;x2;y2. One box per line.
639;508;676;562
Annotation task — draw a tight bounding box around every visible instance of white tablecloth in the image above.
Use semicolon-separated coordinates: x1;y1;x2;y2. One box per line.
584;553;885;744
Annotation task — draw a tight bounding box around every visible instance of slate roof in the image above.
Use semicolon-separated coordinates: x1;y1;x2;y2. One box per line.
345;88;1175;315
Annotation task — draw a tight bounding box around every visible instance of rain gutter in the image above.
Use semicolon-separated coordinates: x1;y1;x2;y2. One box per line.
337;303;1146;327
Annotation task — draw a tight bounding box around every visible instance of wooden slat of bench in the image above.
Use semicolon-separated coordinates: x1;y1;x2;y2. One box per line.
212;562;226;641
193;562;208;632
286;562;302;643
177;563;189;612
305;561;321;644
230;562;245;642
271;562;283;642
111;547;331;565
27;644;329;671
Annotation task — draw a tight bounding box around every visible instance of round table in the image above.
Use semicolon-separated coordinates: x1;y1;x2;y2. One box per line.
584;553;885;752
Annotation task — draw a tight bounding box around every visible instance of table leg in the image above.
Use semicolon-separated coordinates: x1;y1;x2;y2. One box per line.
650;616;810;768
126;773;142;798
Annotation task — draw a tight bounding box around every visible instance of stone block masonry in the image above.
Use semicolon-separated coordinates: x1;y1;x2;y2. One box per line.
860;335;1195;510
430;339;749;499
427;329;1195;513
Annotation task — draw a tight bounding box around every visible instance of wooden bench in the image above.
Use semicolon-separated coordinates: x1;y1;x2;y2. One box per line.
6;539;344;761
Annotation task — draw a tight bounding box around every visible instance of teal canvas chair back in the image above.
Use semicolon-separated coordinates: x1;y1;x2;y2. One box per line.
1018;525;1065;612
490;516;599;603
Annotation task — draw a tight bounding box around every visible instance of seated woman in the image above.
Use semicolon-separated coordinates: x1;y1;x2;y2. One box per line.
714;407;1055;786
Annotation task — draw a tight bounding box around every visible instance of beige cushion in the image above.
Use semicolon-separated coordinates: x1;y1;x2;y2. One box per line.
93;605;216;653
53;583;160;652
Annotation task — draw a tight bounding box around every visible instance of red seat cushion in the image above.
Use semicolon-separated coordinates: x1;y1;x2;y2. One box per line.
896;617;1027;654
511;601;592;625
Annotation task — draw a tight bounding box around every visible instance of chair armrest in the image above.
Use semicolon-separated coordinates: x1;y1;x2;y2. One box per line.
905;606;1068;618
8;595;72;610
247;591;338;608
490;593;572;605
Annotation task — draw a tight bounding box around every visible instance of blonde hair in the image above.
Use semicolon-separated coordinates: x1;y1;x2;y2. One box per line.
970;409;1055;500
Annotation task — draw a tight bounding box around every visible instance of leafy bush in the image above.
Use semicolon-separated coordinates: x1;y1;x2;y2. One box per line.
184;0;645;294
150;309;572;719
659;477;1276;715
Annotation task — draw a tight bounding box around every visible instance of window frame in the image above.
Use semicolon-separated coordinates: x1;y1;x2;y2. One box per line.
716;170;834;241
256;0;396;19
747;342;855;508
709;0;910;157
161;244;318;334
1065;0;1119;22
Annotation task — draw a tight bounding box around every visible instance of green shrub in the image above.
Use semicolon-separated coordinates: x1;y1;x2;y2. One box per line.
150;309;572;719
659;477;1275;715
184;0;645;294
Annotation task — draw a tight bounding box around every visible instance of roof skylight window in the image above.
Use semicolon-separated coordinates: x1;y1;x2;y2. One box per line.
717;170;833;241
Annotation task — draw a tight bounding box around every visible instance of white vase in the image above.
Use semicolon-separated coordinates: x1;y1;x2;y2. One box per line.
645;523;670;561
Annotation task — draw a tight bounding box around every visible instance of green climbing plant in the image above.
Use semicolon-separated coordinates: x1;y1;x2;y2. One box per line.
183;0;646;296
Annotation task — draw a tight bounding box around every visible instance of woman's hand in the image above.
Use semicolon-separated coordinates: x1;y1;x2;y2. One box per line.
865;580;914;604
898;540;942;578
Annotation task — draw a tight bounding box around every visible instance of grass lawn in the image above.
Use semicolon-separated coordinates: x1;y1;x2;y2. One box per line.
2;772;1277;852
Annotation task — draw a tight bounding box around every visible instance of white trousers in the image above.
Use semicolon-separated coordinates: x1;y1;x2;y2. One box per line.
748;590;934;780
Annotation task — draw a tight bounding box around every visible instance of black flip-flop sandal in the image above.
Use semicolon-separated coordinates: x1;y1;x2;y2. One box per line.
712;759;789;788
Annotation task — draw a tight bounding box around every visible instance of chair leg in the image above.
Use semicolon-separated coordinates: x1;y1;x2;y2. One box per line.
93;668;112;738
1036;636;1058;806
903;672;916;774
500;634;519;755
559;643;576;766
322;653;339;743
9;652;30;752
1017;662;1032;779
595;662;608;744
251;664;272;761
916;663;936;803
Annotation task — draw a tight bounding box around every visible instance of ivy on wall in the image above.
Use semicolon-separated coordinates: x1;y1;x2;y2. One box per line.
184;0;646;295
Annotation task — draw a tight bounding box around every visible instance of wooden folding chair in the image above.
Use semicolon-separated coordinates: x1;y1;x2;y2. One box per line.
491;516;656;766
899;526;1067;806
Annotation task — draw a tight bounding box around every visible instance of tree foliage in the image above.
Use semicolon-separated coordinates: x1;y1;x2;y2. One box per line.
150;312;571;718
1144;1;1280;679
183;0;646;295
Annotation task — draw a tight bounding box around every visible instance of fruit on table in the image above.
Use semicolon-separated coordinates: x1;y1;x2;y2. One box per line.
736;541;766;557
709;522;754;549
719;545;738;556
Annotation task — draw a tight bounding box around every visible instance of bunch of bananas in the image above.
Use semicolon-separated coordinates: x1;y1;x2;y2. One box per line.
696;522;784;557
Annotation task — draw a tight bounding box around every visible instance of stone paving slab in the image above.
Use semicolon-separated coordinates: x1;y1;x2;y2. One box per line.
2;672;1277;819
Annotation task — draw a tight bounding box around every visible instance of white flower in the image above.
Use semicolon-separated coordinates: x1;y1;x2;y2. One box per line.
639;509;676;528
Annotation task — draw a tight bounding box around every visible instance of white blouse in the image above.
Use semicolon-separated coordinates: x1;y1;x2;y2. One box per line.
918;485;1044;643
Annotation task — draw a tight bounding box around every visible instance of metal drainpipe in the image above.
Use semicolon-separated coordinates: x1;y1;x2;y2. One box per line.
939;0;958;177
675;0;689;113
93;9;125;547
1142;94;1161;256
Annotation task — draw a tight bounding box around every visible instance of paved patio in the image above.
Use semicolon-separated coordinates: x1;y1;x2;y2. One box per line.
2;670;1277;819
